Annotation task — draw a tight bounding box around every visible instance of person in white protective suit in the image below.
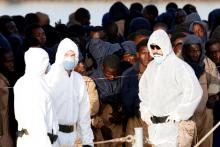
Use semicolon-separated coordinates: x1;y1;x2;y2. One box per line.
14;47;59;147
139;29;203;147
46;38;94;147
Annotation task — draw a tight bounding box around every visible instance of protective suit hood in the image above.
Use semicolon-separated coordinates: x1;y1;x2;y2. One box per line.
147;29;174;61
24;47;49;76
15;47;58;147
55;38;79;65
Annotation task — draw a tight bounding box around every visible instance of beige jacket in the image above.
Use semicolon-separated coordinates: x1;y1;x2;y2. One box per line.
192;57;220;147
0;73;13;147
83;76;100;116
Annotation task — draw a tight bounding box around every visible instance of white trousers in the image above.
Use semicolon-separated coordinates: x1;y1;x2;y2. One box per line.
57;131;77;147
148;122;179;147
17;134;52;147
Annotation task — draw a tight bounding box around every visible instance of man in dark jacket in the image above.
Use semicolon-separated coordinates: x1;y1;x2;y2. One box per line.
121;39;152;147
90;55;124;147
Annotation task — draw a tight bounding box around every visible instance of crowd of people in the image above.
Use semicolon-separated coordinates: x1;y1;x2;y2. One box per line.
0;1;219;147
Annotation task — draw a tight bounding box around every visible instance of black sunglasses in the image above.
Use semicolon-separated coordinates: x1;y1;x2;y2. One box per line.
150;44;161;50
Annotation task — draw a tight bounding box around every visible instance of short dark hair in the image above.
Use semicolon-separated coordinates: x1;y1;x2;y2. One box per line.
183;4;197;15
12;15;26;34
205;39;220;52
0;15;13;26
171;32;186;46
75;8;90;21
25;13;39;25
130;2;143;13
127;29;151;41
143;4;158;18
22;36;40;52
0;15;13;34
166;2;178;11
136;39;148;52
103;55;120;69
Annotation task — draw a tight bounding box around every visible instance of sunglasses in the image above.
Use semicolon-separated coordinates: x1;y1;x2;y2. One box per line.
150;44;161;50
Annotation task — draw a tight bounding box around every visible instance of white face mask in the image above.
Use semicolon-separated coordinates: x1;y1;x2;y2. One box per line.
153;54;164;64
63;56;78;71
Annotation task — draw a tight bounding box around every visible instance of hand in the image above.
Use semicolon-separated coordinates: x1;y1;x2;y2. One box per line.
101;125;113;140
55;19;62;26
91;117;104;129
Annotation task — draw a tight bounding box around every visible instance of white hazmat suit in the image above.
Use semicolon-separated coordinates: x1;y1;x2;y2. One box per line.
46;38;94;146
139;30;203;147
14;48;58;147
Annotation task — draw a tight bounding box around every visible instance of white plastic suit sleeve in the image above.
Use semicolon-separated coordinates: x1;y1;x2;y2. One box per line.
170;65;203;121
139;70;153;125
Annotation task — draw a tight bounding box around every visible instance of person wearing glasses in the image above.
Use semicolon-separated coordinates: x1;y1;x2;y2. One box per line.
139;29;202;147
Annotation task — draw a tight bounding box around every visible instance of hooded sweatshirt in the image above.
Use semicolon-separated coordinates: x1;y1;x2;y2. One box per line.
87;38;121;67
189;21;208;43
182;34;205;79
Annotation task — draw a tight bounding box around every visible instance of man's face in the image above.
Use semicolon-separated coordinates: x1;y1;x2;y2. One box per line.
207;43;220;64
150;44;163;56
193;24;204;39
173;37;184;56
2;52;15;72
137;46;152;66
102;64;119;81
32;27;46;46
187;44;201;62
122;54;136;65
5;21;18;34
74;61;86;75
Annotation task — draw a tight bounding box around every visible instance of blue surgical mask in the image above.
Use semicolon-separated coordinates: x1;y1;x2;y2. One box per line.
63;57;78;71
153;54;164;64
